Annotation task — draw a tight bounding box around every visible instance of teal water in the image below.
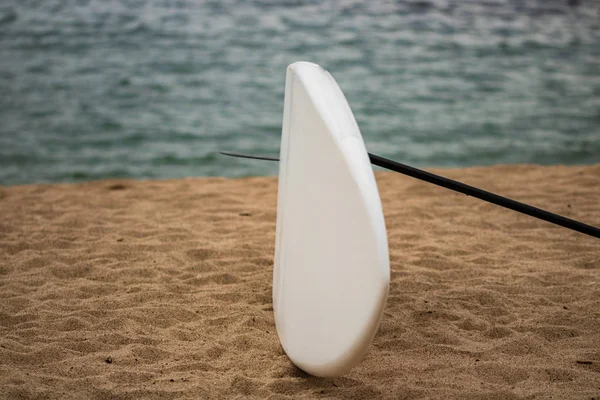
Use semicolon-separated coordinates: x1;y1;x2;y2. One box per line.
1;0;599;185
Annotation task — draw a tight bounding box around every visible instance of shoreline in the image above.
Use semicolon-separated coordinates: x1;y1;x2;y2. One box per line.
3;162;599;189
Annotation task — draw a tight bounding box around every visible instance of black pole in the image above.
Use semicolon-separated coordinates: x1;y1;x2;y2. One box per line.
367;153;600;239
219;151;600;240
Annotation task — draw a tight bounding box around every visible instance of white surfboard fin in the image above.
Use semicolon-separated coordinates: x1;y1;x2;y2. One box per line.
272;62;390;377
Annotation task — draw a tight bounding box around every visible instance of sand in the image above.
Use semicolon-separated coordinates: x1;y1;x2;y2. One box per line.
1;164;599;399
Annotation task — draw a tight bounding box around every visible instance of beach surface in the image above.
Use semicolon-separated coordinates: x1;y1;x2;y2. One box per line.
1;164;599;399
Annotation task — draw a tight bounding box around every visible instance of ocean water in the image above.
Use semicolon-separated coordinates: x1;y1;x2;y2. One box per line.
1;0;599;185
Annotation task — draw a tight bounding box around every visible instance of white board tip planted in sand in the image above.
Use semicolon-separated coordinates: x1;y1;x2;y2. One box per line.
273;62;390;377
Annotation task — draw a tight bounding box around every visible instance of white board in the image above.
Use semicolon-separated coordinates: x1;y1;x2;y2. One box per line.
273;62;390;377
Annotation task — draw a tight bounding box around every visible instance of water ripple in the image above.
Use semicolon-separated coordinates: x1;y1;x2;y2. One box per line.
0;0;599;185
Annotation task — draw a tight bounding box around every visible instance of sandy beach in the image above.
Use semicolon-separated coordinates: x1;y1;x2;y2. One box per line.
1;164;599;399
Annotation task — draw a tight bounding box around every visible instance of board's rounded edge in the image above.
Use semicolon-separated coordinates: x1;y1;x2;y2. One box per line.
274;61;391;377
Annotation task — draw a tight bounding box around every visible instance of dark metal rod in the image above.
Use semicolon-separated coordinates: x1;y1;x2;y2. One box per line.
220;151;280;162
219;151;600;239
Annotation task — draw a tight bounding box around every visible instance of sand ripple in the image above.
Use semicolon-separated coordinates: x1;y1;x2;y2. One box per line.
1;165;599;398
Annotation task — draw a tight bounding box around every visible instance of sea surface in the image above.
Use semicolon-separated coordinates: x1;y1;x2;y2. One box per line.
1;0;599;185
